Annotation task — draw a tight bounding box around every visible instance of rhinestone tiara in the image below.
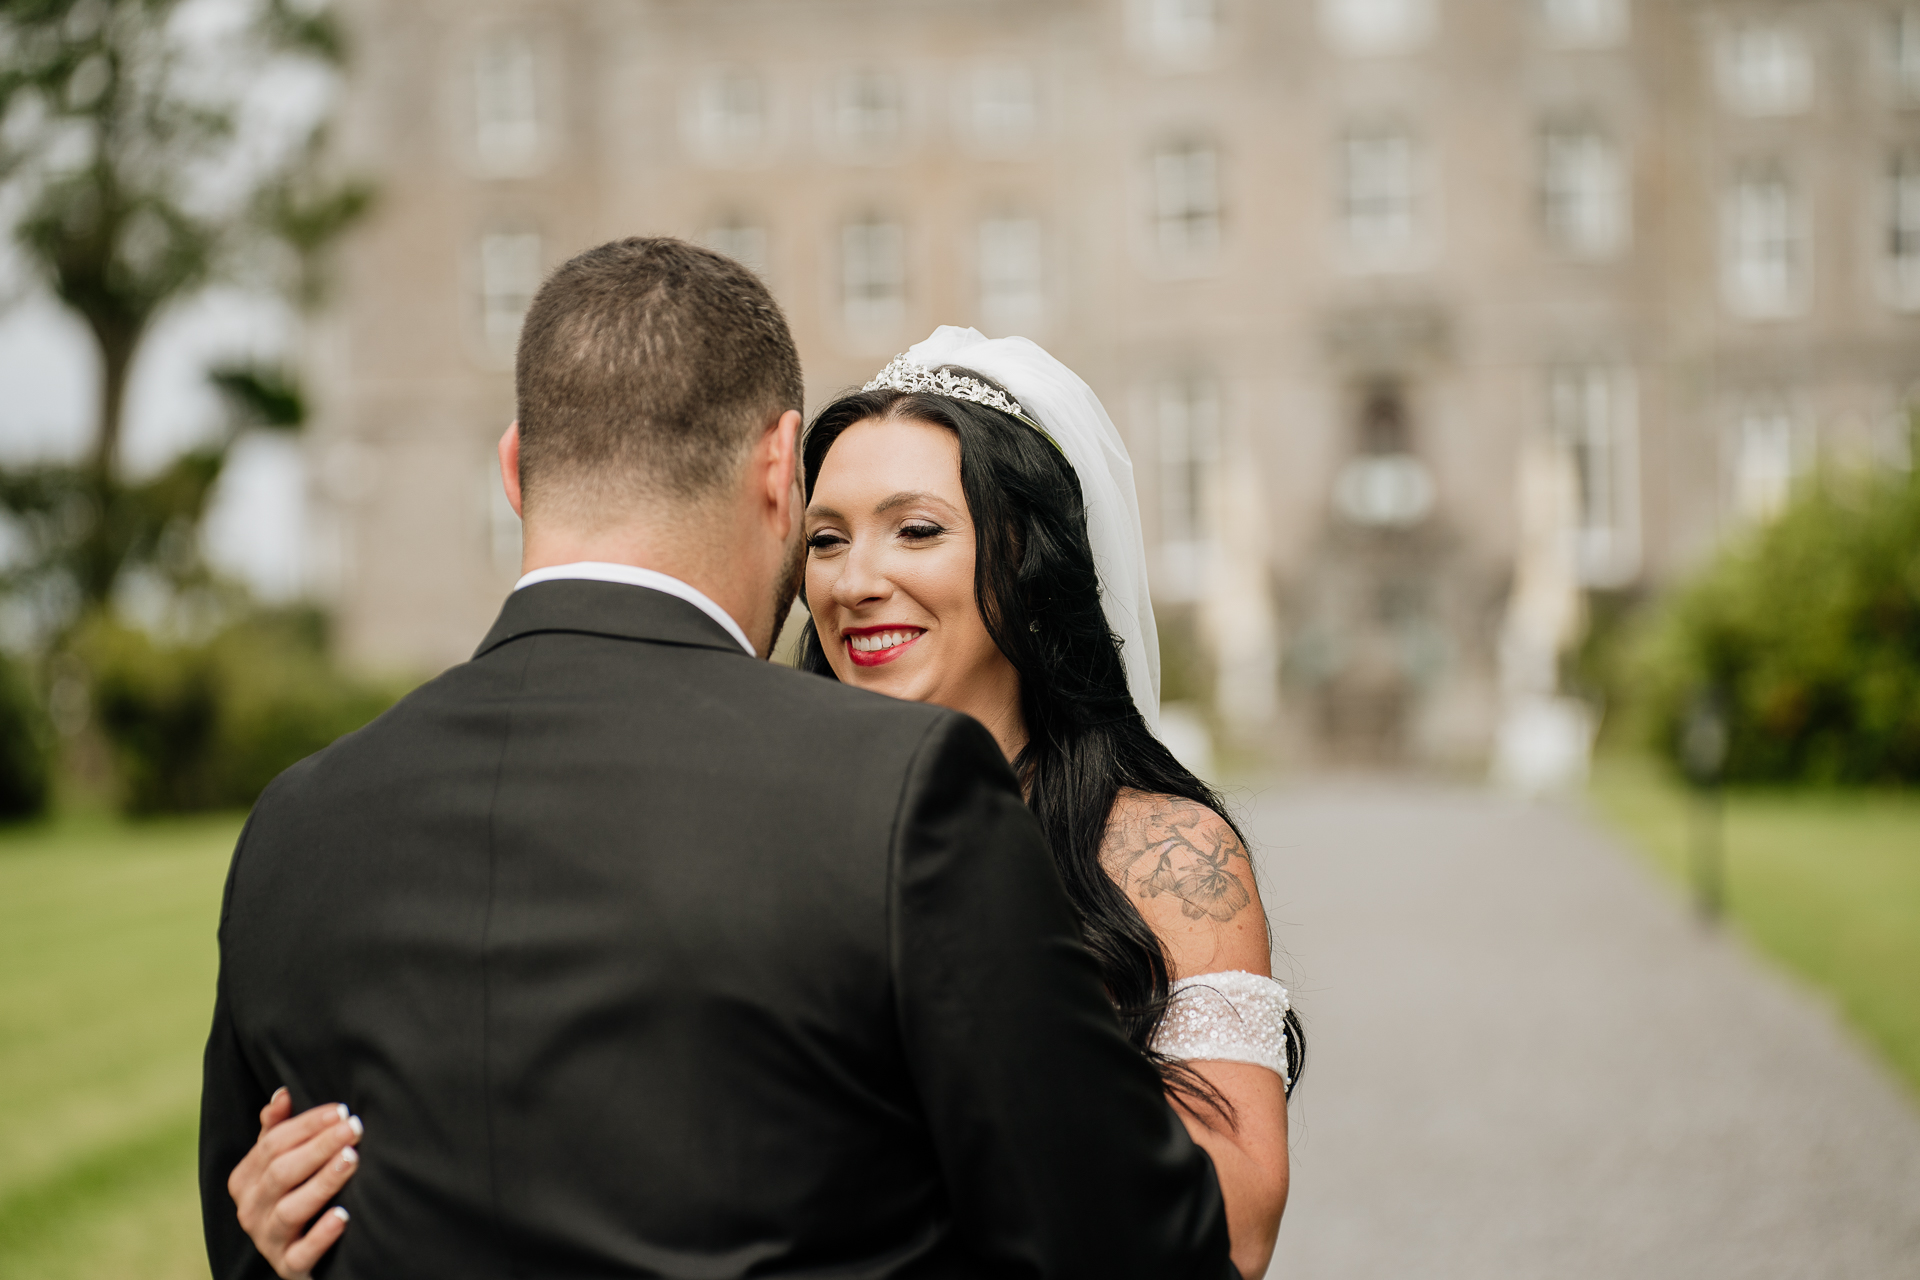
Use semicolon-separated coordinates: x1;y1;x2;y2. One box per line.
863;356;1027;421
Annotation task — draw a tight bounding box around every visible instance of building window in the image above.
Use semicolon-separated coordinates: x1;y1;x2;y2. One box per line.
690;70;765;156
831;70;903;150
1133;0;1219;58
978;217;1043;334
1890;8;1920;100
966;63;1037;146
1539;0;1627;48
842;219;906;332
1716;22;1813;116
1152;142;1221;260
1889;151;1920;309
1722;168;1801;318
475;31;540;172
480;232;541;353
1548;367;1639;586
1342;127;1419;260
1320;0;1435;55
1733;406;1798;520
1157;377;1220;598
1541;125;1627;258
702;220;769;277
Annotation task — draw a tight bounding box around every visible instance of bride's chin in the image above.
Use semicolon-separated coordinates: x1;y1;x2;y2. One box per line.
840;659;925;696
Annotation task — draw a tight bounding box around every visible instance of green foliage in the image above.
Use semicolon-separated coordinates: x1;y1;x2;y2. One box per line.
0;0;373;640
210;362;307;430
1634;453;1920;784
0;0;361;363
76;609;403;814
0;651;51;821
252;135;379;309
0;447;229;616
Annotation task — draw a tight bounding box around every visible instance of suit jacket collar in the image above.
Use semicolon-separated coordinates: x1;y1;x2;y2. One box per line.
474;579;753;660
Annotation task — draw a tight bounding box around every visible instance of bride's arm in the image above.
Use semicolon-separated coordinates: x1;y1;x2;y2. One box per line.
1174;1063;1289;1280
1100;792;1291;1280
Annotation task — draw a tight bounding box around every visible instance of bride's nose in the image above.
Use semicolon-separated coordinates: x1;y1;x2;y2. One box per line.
829;539;891;609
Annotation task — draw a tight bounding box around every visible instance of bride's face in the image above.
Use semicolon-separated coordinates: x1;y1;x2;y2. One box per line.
804;415;1022;740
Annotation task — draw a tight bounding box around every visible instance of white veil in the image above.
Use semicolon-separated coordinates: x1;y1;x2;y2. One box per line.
899;326;1162;733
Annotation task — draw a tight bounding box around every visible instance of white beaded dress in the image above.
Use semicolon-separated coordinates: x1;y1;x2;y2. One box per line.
1149;970;1293;1087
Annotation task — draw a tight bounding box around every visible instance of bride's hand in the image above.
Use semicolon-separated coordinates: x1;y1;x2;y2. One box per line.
227;1087;361;1279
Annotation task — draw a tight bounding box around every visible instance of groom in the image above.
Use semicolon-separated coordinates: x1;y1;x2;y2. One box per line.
200;238;1235;1278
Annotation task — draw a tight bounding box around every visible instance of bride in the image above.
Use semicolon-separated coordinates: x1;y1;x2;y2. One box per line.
225;327;1303;1279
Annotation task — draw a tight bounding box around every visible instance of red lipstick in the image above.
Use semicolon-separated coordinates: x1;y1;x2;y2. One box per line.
843;624;926;668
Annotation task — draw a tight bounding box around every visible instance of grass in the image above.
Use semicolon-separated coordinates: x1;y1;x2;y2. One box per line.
0;810;241;1280
1587;755;1920;1099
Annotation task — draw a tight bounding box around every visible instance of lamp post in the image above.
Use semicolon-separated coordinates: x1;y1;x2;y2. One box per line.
1681;691;1729;922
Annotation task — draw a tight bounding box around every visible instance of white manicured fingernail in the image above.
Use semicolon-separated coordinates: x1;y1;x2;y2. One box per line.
335;1103;349;1121
331;1206;350;1222
347;1114;364;1138
341;1146;358;1166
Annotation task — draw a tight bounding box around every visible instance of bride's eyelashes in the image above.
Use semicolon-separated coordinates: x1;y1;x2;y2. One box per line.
805;521;947;555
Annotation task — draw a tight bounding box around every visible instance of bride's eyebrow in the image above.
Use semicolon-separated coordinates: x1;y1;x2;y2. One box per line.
874;491;958;518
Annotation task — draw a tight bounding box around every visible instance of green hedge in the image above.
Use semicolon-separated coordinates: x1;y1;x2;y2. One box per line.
0;652;51;821
1634;456;1920;784
78;611;405;815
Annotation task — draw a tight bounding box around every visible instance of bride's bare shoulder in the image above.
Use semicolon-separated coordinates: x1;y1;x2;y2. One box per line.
1097;789;1271;978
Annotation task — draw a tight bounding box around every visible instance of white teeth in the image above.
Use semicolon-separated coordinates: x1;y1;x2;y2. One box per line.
850;629;920;653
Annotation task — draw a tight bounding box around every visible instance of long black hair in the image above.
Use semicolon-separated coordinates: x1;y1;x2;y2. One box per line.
797;373;1304;1106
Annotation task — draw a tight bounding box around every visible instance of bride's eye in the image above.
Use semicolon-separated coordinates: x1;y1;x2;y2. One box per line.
900;522;945;542
805;530;847;552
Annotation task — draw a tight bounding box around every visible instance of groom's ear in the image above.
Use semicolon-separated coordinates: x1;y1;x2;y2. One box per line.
759;409;803;531
498;422;525;519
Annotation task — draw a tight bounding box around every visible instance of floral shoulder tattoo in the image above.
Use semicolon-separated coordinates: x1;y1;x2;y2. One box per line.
1099;798;1252;924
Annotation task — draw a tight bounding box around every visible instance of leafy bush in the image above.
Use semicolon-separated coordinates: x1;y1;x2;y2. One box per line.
0;651;51;820
77;610;406;814
1635;458;1920;784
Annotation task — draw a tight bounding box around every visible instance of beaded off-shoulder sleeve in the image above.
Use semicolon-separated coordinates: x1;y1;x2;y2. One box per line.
1149;970;1292;1087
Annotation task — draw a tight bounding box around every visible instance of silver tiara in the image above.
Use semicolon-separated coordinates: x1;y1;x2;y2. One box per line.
863;356;1026;420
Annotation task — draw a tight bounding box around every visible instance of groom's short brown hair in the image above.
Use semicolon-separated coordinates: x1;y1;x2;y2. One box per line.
514;237;803;512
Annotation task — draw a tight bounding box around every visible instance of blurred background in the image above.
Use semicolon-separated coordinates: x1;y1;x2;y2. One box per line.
1;1;1916;1277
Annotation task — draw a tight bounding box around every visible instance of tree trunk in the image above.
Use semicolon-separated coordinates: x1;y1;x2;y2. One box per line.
93;328;133;479
78;324;139;607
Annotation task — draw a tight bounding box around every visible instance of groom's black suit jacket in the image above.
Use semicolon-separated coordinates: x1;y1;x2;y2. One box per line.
201;580;1234;1279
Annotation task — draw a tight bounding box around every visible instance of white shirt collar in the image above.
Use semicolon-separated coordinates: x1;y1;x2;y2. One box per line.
513;562;757;657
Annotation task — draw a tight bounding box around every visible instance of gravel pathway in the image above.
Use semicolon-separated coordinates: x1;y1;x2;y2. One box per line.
1250;779;1920;1280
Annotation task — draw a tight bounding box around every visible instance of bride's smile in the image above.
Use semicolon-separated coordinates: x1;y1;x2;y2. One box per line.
804;414;1026;758
843;626;924;663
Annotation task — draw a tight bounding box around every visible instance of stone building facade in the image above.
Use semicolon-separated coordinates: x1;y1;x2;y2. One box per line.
311;0;1920;764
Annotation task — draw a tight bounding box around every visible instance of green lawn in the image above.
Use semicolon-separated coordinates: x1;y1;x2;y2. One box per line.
1587;757;1920;1098
0;812;241;1280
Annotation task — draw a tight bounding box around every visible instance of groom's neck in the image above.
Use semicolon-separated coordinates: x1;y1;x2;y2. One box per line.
520;510;770;654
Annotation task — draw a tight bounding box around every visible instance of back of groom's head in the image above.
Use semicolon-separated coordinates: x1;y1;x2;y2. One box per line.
514;237;802;518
